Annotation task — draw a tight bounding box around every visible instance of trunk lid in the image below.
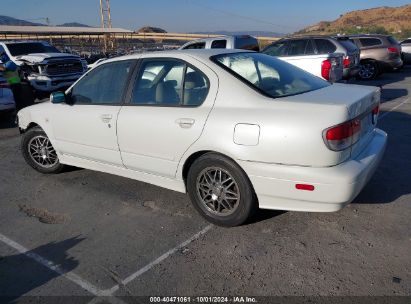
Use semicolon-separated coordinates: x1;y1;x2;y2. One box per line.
285;83;380;161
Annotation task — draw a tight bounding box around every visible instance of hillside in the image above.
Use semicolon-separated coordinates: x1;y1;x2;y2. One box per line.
0;15;44;26
297;5;411;38
137;26;167;33
57;22;91;27
0;16;92;27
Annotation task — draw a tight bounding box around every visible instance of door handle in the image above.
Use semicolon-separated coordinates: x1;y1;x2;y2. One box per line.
175;118;195;129
100;114;112;123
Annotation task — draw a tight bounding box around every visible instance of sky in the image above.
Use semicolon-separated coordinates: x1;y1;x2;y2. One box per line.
2;0;411;34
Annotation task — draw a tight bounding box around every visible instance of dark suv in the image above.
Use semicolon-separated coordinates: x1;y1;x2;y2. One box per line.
335;34;403;80
262;36;360;80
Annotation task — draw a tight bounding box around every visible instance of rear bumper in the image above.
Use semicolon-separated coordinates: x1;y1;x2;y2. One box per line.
379;58;403;71
239;128;387;212
343;66;360;79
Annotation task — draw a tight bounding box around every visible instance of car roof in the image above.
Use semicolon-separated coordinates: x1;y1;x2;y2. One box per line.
282;35;334;39
341;34;391;38
103;49;251;64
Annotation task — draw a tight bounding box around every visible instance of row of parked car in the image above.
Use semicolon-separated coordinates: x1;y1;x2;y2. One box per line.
180;33;409;81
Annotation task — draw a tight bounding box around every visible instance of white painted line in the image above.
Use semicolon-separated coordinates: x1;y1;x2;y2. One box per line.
379;96;410;120
0;233;108;297
103;224;213;295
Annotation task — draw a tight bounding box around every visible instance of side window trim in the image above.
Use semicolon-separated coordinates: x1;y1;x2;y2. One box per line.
68;59;138;106
125;57;210;108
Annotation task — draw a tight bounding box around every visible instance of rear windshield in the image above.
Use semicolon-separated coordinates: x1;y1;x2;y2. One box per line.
6;42;60;56
211;52;329;98
234;37;260;51
387;36;399;45
337;39;359;52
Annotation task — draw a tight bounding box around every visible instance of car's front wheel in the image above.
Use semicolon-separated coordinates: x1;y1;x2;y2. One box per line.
187;153;257;227
21;127;64;174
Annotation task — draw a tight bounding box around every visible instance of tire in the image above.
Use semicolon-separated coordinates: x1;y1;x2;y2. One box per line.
21;127;64;174
187;153;257;227
357;60;379;80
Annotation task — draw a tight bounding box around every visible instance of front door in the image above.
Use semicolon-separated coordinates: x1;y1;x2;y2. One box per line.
51;59;135;166
117;57;218;178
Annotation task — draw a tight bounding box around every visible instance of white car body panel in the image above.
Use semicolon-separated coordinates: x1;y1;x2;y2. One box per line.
18;49;387;213
278;53;344;82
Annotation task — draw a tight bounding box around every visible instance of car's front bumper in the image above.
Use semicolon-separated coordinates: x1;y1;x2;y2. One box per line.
239;128;387;212
27;74;83;92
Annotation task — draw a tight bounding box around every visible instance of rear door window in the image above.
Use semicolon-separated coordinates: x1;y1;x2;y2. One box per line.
287;39;312;56
183;42;206;49
211;40;227;49
262;41;288;57
314;39;337;54
131;59;209;107
359;38;382;47
234;37;260;51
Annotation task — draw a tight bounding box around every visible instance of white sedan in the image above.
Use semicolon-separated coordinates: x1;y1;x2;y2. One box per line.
17;49;387;227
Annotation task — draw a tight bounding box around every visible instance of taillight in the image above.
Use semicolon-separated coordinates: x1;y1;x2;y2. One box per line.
372;105;379;124
324;119;362;151
321;59;331;80
388;47;399;54
343;57;350;68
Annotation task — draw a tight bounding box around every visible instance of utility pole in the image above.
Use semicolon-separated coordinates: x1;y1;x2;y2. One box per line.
99;0;114;53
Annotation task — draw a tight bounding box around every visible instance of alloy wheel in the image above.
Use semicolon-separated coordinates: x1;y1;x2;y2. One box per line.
27;135;59;168
196;167;241;216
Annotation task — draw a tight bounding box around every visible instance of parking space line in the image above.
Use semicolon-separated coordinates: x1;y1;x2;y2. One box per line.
0;233;108;297
103;224;213;295
380;96;410;120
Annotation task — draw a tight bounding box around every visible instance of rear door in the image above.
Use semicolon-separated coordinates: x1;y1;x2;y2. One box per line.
117;56;218;178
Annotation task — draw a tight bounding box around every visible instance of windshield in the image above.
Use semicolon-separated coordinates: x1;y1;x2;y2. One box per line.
6;42;60;56
211;52;330;98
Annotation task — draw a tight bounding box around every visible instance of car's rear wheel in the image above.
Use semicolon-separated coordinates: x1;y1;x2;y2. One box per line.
21;127;64;174
187;153;257;227
358;60;379;80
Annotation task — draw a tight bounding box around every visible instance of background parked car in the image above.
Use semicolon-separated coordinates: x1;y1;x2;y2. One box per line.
179;35;260;51
0;73;15;114
338;34;403;80
263;36;360;80
0;41;88;98
400;38;411;64
261;37;345;82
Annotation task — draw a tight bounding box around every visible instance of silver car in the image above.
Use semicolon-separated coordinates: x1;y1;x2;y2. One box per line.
17;50;386;227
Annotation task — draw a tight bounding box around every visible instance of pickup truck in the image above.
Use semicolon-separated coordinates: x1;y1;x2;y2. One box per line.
0;41;87;97
261;38;345;82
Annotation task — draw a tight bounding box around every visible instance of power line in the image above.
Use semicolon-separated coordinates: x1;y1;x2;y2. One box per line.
188;0;297;30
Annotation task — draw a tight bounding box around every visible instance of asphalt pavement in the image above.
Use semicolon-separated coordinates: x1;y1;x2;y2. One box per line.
0;67;410;303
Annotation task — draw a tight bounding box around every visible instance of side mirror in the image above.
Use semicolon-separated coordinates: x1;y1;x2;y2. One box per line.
50;91;66;104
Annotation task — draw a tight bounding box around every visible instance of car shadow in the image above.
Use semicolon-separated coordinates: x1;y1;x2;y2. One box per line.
346;65;411;102
352;109;411;205
0;236;85;303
